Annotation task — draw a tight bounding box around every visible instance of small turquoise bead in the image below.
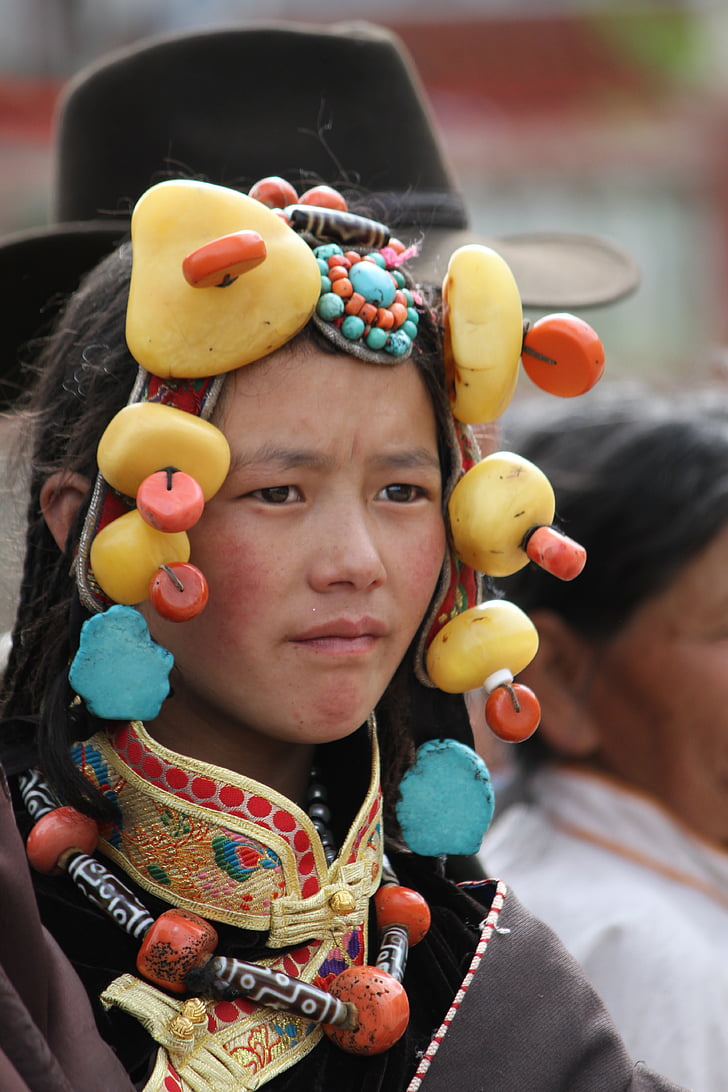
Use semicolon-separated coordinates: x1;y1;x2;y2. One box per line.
402;320;418;339
341;314;366;340
391;270;406;288
365;327;388;350
406;306;419;325
316;293;344;320
314;243;343;260
349;262;396;307
386;330;412;357
366;252;386;268
401;289;414;306
320;275;332;294
316;258;329;275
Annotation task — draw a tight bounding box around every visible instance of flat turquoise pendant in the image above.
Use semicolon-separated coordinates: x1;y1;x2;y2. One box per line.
69;605;173;721
396;738;494;857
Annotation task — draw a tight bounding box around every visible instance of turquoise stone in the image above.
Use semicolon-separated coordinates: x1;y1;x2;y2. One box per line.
69;605;173;721
385;330;411;356
316;292;344;320
365;327;388;350
402;320;418;339
341;314;366;340
349;262;396;307
396;739;494;856
313;243;343;260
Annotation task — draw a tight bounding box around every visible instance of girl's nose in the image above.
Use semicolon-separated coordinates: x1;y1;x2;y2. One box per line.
308;507;386;592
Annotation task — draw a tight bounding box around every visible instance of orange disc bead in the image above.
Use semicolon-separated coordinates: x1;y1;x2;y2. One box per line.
323;966;409;1055
345;293;365;315
486;683;541;743
359;303;378;326
136;469;205;534
521;313;605;397
389;302;408;327
248;176;299;209
525;525;586;581
299;185;348;212
26;806;99;874
374;308;394;330
374;885;431;946
150;561;209;622
182;230;267;288
137;908;218;994
328;265;350;282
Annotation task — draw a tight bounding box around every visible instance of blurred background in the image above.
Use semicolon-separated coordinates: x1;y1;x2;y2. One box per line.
1;0;728;631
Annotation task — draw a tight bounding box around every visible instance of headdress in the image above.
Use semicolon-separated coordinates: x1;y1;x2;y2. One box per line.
0;21;638;409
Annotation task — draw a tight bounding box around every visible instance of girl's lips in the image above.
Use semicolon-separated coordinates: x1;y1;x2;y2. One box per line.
293;617;389;642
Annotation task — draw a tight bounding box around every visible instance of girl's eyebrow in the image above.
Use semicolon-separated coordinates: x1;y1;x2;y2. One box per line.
227;445;441;474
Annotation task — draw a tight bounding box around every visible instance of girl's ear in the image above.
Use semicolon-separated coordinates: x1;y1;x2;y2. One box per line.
40;471;91;552
518;609;601;758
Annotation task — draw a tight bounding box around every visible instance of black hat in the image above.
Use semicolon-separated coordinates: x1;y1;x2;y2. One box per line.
0;20;639;408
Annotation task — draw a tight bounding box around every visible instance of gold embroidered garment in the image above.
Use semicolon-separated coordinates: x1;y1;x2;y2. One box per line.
72;720;383;1090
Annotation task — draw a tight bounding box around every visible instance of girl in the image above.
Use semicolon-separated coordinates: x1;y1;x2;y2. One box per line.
0;177;679;1091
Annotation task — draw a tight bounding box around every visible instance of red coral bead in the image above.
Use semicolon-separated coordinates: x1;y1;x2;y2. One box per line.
525;525;586;581
521;313;605;397
373;885;431;946
248;176;299;209
323;966;409;1054
150;562;209;622
486;683;541;743
137;908;218;994
299;185;348;212
182;230;267;288
136;469;205;533
26;806;99;874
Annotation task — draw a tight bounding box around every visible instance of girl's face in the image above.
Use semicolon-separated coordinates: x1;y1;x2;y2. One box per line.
145;341;446;794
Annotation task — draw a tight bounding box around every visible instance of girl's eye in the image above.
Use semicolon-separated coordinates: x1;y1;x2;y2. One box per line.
250;485;300;504
380;483;423;503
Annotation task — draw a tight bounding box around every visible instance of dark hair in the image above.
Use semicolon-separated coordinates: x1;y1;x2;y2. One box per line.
0;231;464;832
498;382;728;764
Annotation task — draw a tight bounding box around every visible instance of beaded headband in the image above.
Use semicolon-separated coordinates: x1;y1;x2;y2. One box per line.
68;176;605;853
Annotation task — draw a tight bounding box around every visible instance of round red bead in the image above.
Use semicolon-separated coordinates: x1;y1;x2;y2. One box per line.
299;185;348;212
149;562;209;622
486;683;541;743
323;966;409;1055
136;908;218;994
136;469;205;533
248;176;299;209
26;806;99;874
373;885;431;946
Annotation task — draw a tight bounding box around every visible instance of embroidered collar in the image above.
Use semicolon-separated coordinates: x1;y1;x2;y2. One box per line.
73;719;384;1090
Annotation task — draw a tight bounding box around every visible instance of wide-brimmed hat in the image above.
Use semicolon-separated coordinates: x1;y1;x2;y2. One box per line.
0;20;639;408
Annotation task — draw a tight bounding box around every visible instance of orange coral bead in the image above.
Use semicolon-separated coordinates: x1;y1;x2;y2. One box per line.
26;806;99;874
323;966;409;1054
525;525;586;581
359;303;378;326
521;313;605;397
328;265;350;282
345;293;365;315
389;302;408;327
182;230;267;288
344;251;362;266
299;185;348;212
374;885;431;946
374;308;394;330
136;469;205;534
331;278;353;298
486;683;541;743
150;562;209;622
137;908;218;994
248;176;299;209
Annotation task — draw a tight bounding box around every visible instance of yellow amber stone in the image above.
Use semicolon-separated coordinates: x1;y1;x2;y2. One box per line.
448;451;555;577
443;244;523;424
90;509;190;605
126;179;321;378
97;402;230;500
425;599;539;693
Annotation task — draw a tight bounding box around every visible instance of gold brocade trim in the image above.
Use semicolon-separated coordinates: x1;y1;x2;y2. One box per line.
73;719;382;934
102;974;322;1091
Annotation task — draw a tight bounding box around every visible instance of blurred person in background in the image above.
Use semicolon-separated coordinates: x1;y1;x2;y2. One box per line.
479;382;728;1091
